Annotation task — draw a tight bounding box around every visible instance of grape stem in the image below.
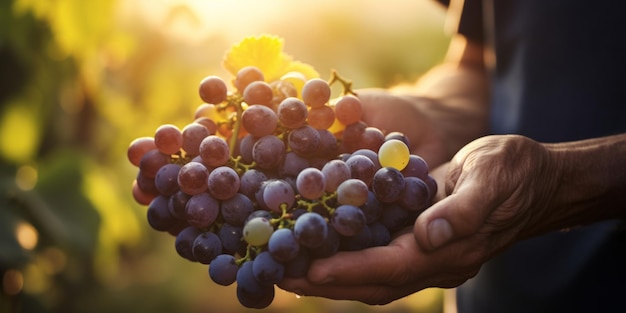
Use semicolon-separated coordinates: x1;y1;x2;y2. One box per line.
328;69;357;96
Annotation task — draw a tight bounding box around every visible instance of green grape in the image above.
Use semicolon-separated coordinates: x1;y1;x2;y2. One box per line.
243;217;274;246
378;139;410;170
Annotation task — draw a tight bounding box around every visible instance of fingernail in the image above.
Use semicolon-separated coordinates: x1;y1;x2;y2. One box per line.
428;218;453;249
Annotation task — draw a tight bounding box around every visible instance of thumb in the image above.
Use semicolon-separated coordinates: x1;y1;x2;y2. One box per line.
413;180;495;251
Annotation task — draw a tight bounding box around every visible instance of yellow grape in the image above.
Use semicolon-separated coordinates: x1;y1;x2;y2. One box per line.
378;139;410;170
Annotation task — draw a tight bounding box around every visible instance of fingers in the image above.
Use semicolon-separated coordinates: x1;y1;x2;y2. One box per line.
278;278;426;305
304;236;420;286
414;179;496;251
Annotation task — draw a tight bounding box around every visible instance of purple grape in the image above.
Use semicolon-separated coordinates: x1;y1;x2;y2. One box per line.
288;125;320;156
331;204;366;237
154;163;181;196
252;251;285;285
267;228;300;263
175;226;203;262
207;166;240;200
185;192;219;228
293;212;328;248
372;167;406;203
252;135;285;170
209;254;238;286
192;231;222;264
221;193;254;226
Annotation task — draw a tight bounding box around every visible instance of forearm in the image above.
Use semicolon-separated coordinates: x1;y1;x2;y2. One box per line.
527;133;626;237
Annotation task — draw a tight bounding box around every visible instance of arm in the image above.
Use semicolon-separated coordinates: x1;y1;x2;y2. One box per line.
359;34;490;167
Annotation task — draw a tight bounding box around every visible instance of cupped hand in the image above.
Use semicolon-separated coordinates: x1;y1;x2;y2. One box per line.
356;88;449;168
280;135;559;304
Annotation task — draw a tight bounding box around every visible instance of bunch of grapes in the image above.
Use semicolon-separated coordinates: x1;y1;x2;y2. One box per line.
127;66;437;309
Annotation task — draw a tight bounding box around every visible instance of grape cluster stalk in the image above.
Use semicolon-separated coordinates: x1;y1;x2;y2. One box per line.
127;66;437;309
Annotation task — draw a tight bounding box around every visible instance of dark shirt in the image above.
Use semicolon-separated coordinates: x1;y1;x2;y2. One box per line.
442;0;626;312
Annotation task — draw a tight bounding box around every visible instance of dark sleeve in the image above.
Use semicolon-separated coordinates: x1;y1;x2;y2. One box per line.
436;0;484;43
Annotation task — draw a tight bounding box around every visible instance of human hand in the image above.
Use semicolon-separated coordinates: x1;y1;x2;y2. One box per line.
279;135;559;304
356;88;449;167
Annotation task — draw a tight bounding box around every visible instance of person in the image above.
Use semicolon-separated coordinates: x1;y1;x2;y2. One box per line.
278;0;626;312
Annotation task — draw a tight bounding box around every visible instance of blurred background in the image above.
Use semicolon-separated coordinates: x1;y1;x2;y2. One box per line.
0;0;451;312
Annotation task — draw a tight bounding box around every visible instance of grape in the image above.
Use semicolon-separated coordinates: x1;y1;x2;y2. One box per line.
252;251;284;284
181;123;211;156
307;105;335;130
209;254;238;286
385;131;411;148
168;190;190;219
241;104;278;137
267;228;300;262
147;195;177;232
341;121;367;152
277;97;308;129
175;226;203;262
243;217;274;246
369;222;391;247
177;161;209;195
321;159;351;192
316;129;338;158
371;167;406;203
128;137;156;167
236;261;275;309
269;79;298;106
234;66;264;92
238;134;257;164
199;135;230;167
352;148;381;170
331;204;366;237
218;223;246;255
398;176;430;212
334;95;362;125
262;179;295;213
199;75;228;104
239;169;268;199
132;180;156;205
139;149;170;178
192;231;222;264
293;212;328;248
136;171;158;196
243;81;273;106
424;174;438;199
380;203;411;233
207;166;240;200
361;190;383;224
221;193;255;226
278;152;310;178
154;124;183;155
336;178;369;207
288;125;320;156
346;154;376;186
296;167;326;200
301;78;331;108
308;226;340;259
378;139;410;170
154;163;181;196
252;135;285;170
194;117;218;135
402;154;430;179
185;193;219;228
359;127;385;152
